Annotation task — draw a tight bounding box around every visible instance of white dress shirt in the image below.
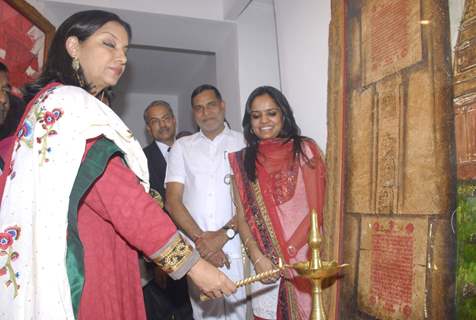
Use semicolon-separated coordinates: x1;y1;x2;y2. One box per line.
166;126;247;320
165;126;245;258
154;140;170;164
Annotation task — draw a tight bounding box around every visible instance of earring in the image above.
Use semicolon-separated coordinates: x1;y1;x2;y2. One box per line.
72;57;80;71
72;57;85;87
249;127;255;135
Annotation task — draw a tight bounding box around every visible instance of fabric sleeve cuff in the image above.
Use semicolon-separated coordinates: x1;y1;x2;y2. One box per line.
150;232;200;280
164;175;185;184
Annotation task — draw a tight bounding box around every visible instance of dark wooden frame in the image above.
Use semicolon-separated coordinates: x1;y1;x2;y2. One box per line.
1;0;55;88
5;0;55;58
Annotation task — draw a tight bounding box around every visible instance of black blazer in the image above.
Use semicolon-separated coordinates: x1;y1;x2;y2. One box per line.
143;142;167;199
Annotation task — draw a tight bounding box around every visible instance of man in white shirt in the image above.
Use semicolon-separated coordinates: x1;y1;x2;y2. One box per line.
166;85;246;320
143;100;193;320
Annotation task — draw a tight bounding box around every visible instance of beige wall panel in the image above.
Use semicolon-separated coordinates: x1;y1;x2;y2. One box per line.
347;88;375;213
403;69;446;213
375;76;402;214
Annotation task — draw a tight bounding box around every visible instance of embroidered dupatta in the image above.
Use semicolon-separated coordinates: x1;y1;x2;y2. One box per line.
229;138;325;320
0;84;149;320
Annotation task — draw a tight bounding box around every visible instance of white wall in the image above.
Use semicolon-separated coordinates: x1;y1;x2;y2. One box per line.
223;0;249;20
173;0;281;133
274;0;330;149
31;0;243;131
216;30;242;129
177;56;217;133
42;0;224;20
114;92;179;146
450;0;465;51
236;1;281;115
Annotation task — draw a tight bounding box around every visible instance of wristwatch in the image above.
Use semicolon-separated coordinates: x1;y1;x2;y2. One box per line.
222;225;237;240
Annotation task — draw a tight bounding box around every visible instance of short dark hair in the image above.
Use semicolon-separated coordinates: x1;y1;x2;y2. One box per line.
0;95;25;140
0;62;8;73
23;10;131;103
190;84;222;106
242;86;307;181
143;100;174;122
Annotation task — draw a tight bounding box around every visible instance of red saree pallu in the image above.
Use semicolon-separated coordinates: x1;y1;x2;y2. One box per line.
229;138;326;320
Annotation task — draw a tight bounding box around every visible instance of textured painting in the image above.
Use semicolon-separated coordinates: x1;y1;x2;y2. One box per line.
0;0;54;94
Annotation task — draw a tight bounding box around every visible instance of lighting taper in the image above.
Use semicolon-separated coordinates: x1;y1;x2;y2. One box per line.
200;209;349;320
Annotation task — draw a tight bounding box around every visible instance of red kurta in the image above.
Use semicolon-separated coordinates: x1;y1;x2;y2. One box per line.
77;140;177;320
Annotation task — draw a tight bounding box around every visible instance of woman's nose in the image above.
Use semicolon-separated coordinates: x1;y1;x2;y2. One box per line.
117;50;127;64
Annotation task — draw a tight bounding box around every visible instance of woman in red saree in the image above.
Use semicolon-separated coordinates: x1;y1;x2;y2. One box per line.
229;86;326;320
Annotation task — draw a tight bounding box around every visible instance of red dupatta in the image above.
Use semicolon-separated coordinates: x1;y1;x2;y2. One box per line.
229;138;326;320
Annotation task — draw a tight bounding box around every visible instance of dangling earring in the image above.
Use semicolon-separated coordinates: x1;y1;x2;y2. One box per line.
99;90;107;105
72;57;80;71
72;57;85;87
249;127;255;135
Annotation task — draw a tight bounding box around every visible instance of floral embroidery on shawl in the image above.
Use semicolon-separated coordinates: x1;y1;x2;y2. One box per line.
0;225;21;298
270;161;299;205
16;86;63;165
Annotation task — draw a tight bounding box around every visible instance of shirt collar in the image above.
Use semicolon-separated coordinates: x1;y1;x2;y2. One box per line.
154;140;172;157
196;124;231;142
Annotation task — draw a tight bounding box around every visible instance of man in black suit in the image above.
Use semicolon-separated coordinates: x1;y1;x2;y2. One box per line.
142;100;193;320
143;100;176;196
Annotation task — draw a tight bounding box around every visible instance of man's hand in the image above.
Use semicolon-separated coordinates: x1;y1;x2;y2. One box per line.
195;230;227;258
207;250;230;269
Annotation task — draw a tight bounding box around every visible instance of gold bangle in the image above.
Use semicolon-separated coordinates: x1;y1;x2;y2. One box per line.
253;255;265;266
243;236;254;248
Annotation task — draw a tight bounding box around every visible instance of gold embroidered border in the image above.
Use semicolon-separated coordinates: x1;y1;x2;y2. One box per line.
149;188;164;208
154;235;193;274
251;181;299;319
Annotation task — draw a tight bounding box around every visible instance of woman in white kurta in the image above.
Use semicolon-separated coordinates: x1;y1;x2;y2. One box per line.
0;10;235;320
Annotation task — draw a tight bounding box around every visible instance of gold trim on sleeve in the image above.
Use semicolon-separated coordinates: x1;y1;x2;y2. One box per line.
153;235;193;274
149;188;164;208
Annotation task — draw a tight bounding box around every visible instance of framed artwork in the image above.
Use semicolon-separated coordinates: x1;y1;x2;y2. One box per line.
0;0;54;94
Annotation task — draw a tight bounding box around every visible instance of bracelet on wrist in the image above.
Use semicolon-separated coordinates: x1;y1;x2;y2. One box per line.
243;236;256;249
253;255;265;266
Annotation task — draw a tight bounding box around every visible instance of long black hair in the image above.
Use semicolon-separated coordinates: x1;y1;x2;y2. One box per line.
243;86;308;181
23;10;131;103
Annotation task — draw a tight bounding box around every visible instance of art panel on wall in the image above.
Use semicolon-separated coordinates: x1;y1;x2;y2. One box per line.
0;0;54;94
326;0;456;319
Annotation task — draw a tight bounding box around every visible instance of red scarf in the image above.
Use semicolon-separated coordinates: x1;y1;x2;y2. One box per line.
229;138;326;320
